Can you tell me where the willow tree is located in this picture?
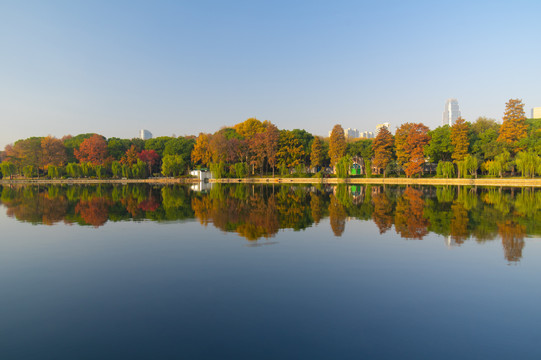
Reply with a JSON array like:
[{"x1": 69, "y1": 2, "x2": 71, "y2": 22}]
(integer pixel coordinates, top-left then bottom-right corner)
[{"x1": 329, "y1": 124, "x2": 346, "y2": 168}]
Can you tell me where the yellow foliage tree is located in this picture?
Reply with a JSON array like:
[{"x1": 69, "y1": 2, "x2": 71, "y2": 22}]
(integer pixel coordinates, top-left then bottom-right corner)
[{"x1": 497, "y1": 99, "x2": 527, "y2": 150}]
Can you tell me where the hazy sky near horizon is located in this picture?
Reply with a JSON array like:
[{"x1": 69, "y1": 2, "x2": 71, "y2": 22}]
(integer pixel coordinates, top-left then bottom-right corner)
[{"x1": 1, "y1": 0, "x2": 540, "y2": 148}]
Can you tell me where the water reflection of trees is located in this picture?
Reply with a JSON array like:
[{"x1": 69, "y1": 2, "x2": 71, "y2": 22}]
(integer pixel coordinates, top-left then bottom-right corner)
[{"x1": 2, "y1": 184, "x2": 541, "y2": 262}]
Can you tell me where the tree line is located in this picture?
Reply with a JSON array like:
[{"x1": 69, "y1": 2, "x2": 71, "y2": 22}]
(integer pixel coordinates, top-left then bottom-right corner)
[{"x1": 1, "y1": 99, "x2": 540, "y2": 179}]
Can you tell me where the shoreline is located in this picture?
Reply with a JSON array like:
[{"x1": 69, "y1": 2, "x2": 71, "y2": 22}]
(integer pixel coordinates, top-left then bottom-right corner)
[{"x1": 2, "y1": 177, "x2": 541, "y2": 187}]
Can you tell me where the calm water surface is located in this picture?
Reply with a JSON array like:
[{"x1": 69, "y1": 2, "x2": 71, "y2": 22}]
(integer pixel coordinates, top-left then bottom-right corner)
[{"x1": 1, "y1": 184, "x2": 540, "y2": 359}]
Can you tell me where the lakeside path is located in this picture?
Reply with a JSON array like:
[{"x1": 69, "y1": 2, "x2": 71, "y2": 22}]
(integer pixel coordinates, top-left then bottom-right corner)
[
  {"x1": 3, "y1": 177, "x2": 541, "y2": 187},
  {"x1": 210, "y1": 177, "x2": 541, "y2": 187}
]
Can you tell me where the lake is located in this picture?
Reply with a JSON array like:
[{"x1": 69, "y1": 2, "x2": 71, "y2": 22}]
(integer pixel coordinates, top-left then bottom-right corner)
[{"x1": 1, "y1": 183, "x2": 540, "y2": 359}]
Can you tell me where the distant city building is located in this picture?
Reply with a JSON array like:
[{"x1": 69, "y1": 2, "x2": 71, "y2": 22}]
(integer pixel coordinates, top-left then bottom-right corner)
[
  {"x1": 345, "y1": 128, "x2": 360, "y2": 139},
  {"x1": 376, "y1": 123, "x2": 391, "y2": 134},
  {"x1": 532, "y1": 107, "x2": 541, "y2": 119},
  {"x1": 442, "y1": 98, "x2": 461, "y2": 126},
  {"x1": 328, "y1": 126, "x2": 373, "y2": 139},
  {"x1": 360, "y1": 131, "x2": 374, "y2": 139},
  {"x1": 140, "y1": 129, "x2": 152, "y2": 140}
]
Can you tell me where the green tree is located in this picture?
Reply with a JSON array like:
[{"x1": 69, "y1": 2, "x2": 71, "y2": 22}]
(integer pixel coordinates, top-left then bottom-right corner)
[
  {"x1": 335, "y1": 156, "x2": 352, "y2": 178},
  {"x1": 0, "y1": 162, "x2": 16, "y2": 179},
  {"x1": 111, "y1": 161, "x2": 122, "y2": 178},
  {"x1": 66, "y1": 163, "x2": 80, "y2": 178},
  {"x1": 107, "y1": 137, "x2": 131, "y2": 160},
  {"x1": 436, "y1": 161, "x2": 455, "y2": 178},
  {"x1": 162, "y1": 155, "x2": 185, "y2": 177},
  {"x1": 515, "y1": 151, "x2": 540, "y2": 178},
  {"x1": 470, "y1": 118, "x2": 502, "y2": 161},
  {"x1": 425, "y1": 125, "x2": 452, "y2": 163}
]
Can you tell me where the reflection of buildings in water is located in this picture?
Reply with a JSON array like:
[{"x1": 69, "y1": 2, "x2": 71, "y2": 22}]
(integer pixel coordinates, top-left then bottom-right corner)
[
  {"x1": 190, "y1": 182, "x2": 213, "y2": 192},
  {"x1": 350, "y1": 185, "x2": 364, "y2": 205},
  {"x1": 445, "y1": 235, "x2": 460, "y2": 248}
]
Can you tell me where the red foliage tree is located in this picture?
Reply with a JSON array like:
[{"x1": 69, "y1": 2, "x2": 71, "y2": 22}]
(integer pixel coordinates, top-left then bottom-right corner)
[
  {"x1": 74, "y1": 134, "x2": 108, "y2": 165},
  {"x1": 138, "y1": 149, "x2": 160, "y2": 175},
  {"x1": 395, "y1": 123, "x2": 430, "y2": 177}
]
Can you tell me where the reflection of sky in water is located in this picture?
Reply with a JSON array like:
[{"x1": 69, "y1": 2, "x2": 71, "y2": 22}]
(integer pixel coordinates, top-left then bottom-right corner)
[{"x1": 1, "y1": 208, "x2": 541, "y2": 359}]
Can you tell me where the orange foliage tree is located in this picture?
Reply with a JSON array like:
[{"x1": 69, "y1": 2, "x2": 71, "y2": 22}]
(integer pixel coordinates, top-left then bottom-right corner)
[
  {"x1": 264, "y1": 123, "x2": 280, "y2": 176},
  {"x1": 497, "y1": 99, "x2": 527, "y2": 150},
  {"x1": 74, "y1": 134, "x2": 109, "y2": 165},
  {"x1": 41, "y1": 136, "x2": 67, "y2": 169},
  {"x1": 451, "y1": 117, "x2": 470, "y2": 177},
  {"x1": 372, "y1": 127, "x2": 394, "y2": 177},
  {"x1": 191, "y1": 133, "x2": 212, "y2": 166},
  {"x1": 121, "y1": 145, "x2": 139, "y2": 166},
  {"x1": 395, "y1": 123, "x2": 430, "y2": 177},
  {"x1": 329, "y1": 124, "x2": 346, "y2": 168},
  {"x1": 310, "y1": 137, "x2": 325, "y2": 170}
]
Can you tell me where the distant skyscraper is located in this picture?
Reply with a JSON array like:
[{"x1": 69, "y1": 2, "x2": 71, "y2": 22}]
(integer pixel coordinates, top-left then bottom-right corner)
[
  {"x1": 140, "y1": 129, "x2": 152, "y2": 140},
  {"x1": 345, "y1": 128, "x2": 359, "y2": 139},
  {"x1": 442, "y1": 99, "x2": 461, "y2": 126},
  {"x1": 532, "y1": 107, "x2": 541, "y2": 119},
  {"x1": 376, "y1": 122, "x2": 390, "y2": 134}
]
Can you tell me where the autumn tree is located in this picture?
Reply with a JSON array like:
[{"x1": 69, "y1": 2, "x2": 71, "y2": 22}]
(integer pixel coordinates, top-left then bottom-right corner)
[
  {"x1": 41, "y1": 136, "x2": 67, "y2": 169},
  {"x1": 372, "y1": 127, "x2": 394, "y2": 177},
  {"x1": 249, "y1": 132, "x2": 267, "y2": 174},
  {"x1": 264, "y1": 123, "x2": 280, "y2": 176},
  {"x1": 138, "y1": 149, "x2": 160, "y2": 175},
  {"x1": 209, "y1": 132, "x2": 229, "y2": 164},
  {"x1": 191, "y1": 133, "x2": 212, "y2": 166},
  {"x1": 310, "y1": 137, "x2": 325, "y2": 170},
  {"x1": 497, "y1": 99, "x2": 528, "y2": 150},
  {"x1": 74, "y1": 134, "x2": 109, "y2": 165},
  {"x1": 233, "y1": 118, "x2": 266, "y2": 139},
  {"x1": 276, "y1": 130, "x2": 305, "y2": 170},
  {"x1": 12, "y1": 137, "x2": 43, "y2": 176},
  {"x1": 121, "y1": 145, "x2": 139, "y2": 166},
  {"x1": 450, "y1": 117, "x2": 470, "y2": 178},
  {"x1": 395, "y1": 123, "x2": 430, "y2": 177},
  {"x1": 329, "y1": 124, "x2": 346, "y2": 168}
]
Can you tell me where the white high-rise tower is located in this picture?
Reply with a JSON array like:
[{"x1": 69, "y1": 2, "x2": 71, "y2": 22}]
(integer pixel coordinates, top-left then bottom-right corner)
[
  {"x1": 140, "y1": 129, "x2": 152, "y2": 140},
  {"x1": 442, "y1": 99, "x2": 461, "y2": 126}
]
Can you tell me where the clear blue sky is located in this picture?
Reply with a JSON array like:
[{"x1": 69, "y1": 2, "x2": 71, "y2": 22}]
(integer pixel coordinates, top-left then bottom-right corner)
[{"x1": 1, "y1": 0, "x2": 540, "y2": 148}]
